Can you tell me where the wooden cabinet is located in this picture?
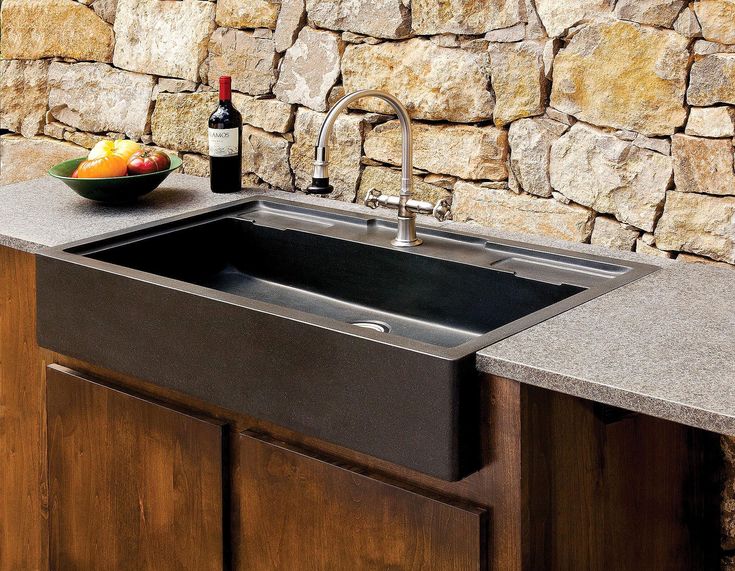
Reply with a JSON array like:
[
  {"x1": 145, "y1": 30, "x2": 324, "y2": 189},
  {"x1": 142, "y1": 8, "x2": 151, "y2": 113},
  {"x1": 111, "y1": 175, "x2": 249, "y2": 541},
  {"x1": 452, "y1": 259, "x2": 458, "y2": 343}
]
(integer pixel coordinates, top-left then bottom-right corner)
[
  {"x1": 42, "y1": 363, "x2": 719, "y2": 571},
  {"x1": 46, "y1": 365, "x2": 225, "y2": 570},
  {"x1": 232, "y1": 432, "x2": 487, "y2": 571}
]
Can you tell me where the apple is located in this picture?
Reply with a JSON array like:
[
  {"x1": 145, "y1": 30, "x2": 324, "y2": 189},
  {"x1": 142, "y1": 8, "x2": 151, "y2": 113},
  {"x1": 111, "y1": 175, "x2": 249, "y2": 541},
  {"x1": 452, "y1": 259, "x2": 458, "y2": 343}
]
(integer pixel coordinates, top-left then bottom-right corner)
[{"x1": 127, "y1": 150, "x2": 171, "y2": 175}]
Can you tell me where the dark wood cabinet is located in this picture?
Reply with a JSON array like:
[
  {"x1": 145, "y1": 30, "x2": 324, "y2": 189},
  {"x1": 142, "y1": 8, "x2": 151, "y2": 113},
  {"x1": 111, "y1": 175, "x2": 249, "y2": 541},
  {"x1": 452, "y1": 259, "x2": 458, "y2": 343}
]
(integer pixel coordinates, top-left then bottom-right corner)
[
  {"x1": 232, "y1": 432, "x2": 487, "y2": 571},
  {"x1": 46, "y1": 365, "x2": 225, "y2": 570},
  {"x1": 42, "y1": 363, "x2": 719, "y2": 571}
]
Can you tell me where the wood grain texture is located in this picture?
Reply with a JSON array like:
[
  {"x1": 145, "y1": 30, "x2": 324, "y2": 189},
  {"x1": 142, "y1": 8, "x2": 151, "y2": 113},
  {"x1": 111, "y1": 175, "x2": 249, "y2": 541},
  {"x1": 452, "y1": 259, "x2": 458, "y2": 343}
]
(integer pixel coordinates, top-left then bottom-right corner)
[
  {"x1": 0, "y1": 245, "x2": 48, "y2": 570},
  {"x1": 233, "y1": 432, "x2": 487, "y2": 571},
  {"x1": 521, "y1": 386, "x2": 721, "y2": 570},
  {"x1": 50, "y1": 360, "x2": 525, "y2": 571},
  {"x1": 47, "y1": 365, "x2": 225, "y2": 570}
]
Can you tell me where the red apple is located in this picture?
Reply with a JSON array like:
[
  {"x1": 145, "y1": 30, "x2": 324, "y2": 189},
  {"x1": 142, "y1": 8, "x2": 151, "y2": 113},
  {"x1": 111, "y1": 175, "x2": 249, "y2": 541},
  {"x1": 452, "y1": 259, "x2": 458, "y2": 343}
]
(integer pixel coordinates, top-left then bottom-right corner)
[{"x1": 127, "y1": 149, "x2": 171, "y2": 175}]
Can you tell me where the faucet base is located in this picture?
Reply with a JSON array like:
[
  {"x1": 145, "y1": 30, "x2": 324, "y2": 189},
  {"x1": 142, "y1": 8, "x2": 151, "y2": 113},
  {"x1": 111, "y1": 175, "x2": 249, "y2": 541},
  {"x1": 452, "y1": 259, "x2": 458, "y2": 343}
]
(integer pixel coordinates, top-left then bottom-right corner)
[
  {"x1": 391, "y1": 215, "x2": 422, "y2": 247},
  {"x1": 391, "y1": 237, "x2": 423, "y2": 247}
]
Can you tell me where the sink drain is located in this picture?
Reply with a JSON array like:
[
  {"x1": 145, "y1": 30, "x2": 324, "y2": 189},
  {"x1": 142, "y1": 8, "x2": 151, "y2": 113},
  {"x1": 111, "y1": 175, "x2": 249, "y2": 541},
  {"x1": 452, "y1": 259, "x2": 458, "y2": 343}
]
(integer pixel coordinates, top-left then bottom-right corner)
[{"x1": 350, "y1": 320, "x2": 391, "y2": 333}]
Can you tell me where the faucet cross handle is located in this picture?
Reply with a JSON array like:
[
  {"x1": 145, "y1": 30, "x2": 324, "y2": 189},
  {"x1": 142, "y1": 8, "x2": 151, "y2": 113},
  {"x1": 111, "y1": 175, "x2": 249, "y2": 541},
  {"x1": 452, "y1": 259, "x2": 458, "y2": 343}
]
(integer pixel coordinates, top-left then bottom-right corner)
[
  {"x1": 364, "y1": 188, "x2": 382, "y2": 209},
  {"x1": 364, "y1": 188, "x2": 453, "y2": 223},
  {"x1": 433, "y1": 197, "x2": 453, "y2": 222}
]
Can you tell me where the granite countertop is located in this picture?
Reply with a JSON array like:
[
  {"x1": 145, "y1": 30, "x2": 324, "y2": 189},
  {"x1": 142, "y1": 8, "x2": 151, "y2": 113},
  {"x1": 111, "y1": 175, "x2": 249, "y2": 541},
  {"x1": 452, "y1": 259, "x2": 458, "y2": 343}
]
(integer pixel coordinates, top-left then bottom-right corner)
[
  {"x1": 2, "y1": 174, "x2": 734, "y2": 436},
  {"x1": 0, "y1": 174, "x2": 248, "y2": 252}
]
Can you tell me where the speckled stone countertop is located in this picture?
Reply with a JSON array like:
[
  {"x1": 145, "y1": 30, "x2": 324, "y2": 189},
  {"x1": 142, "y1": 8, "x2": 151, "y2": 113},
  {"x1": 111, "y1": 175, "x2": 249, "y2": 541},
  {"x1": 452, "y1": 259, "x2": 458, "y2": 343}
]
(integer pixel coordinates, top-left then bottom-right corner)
[
  {"x1": 0, "y1": 174, "x2": 249, "y2": 252},
  {"x1": 477, "y1": 260, "x2": 735, "y2": 433},
  {"x1": 2, "y1": 174, "x2": 734, "y2": 435}
]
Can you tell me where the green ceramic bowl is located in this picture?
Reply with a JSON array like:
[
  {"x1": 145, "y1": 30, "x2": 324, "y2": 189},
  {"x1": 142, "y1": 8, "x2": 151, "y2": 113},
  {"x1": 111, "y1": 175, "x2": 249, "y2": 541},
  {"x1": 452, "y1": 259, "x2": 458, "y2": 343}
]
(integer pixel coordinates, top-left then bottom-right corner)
[{"x1": 48, "y1": 154, "x2": 182, "y2": 204}]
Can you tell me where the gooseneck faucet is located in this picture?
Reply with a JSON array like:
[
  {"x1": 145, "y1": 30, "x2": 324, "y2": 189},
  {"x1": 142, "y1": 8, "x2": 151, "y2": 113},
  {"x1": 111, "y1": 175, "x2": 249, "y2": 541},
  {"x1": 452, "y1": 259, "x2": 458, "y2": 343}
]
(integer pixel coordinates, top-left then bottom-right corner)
[{"x1": 306, "y1": 89, "x2": 451, "y2": 247}]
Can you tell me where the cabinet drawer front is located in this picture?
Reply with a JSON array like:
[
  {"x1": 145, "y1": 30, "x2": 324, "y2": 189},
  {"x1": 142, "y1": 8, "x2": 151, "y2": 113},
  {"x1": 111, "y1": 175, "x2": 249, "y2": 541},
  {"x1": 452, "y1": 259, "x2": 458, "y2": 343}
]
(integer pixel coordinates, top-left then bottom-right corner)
[
  {"x1": 234, "y1": 432, "x2": 487, "y2": 571},
  {"x1": 47, "y1": 365, "x2": 224, "y2": 571}
]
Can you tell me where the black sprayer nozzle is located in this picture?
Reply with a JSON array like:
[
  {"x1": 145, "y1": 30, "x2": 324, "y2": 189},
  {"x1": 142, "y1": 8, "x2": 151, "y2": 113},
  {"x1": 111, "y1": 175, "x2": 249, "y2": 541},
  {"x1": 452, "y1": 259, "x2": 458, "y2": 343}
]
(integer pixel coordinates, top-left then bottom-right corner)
[{"x1": 306, "y1": 177, "x2": 333, "y2": 195}]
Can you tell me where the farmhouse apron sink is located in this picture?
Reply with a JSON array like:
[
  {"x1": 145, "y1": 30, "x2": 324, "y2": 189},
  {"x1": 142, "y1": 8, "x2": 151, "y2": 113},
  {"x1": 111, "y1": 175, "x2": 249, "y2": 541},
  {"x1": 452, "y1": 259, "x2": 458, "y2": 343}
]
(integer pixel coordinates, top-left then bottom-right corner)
[{"x1": 36, "y1": 197, "x2": 656, "y2": 480}]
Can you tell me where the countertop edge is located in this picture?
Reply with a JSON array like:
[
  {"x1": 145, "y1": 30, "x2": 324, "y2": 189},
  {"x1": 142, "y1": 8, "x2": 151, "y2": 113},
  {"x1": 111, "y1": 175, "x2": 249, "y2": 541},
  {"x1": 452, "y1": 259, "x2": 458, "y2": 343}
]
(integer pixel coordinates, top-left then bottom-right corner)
[{"x1": 476, "y1": 353, "x2": 735, "y2": 436}]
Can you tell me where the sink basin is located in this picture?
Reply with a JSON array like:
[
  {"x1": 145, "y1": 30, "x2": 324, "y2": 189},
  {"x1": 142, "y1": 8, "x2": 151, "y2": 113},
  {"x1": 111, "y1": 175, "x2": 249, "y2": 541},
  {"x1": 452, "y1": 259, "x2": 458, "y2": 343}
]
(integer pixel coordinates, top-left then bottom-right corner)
[{"x1": 37, "y1": 197, "x2": 656, "y2": 480}]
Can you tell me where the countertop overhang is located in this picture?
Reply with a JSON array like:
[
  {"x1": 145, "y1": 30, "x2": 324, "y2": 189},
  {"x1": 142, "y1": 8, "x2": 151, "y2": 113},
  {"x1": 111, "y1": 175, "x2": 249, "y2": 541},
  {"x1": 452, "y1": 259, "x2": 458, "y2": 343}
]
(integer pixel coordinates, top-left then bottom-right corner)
[{"x1": 2, "y1": 174, "x2": 733, "y2": 436}]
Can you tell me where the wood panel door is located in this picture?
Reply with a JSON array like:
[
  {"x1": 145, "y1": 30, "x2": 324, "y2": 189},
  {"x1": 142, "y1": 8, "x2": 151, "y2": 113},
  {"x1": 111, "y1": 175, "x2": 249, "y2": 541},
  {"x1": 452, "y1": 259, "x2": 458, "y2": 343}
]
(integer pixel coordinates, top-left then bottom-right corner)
[
  {"x1": 47, "y1": 365, "x2": 225, "y2": 570},
  {"x1": 232, "y1": 432, "x2": 487, "y2": 571}
]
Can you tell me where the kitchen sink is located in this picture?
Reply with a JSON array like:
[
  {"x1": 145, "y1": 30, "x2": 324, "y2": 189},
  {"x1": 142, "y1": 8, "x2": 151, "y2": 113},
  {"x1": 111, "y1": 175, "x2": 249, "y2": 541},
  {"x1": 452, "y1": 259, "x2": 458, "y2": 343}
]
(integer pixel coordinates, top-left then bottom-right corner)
[{"x1": 36, "y1": 197, "x2": 656, "y2": 480}]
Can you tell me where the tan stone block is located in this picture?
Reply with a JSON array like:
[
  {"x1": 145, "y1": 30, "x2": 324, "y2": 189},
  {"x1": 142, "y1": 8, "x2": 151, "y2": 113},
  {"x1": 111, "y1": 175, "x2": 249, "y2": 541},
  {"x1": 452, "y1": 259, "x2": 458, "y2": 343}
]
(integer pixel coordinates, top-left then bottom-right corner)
[
  {"x1": 0, "y1": 136, "x2": 85, "y2": 186},
  {"x1": 550, "y1": 123, "x2": 672, "y2": 232},
  {"x1": 92, "y1": 0, "x2": 117, "y2": 24},
  {"x1": 216, "y1": 0, "x2": 280, "y2": 29},
  {"x1": 307, "y1": 0, "x2": 409, "y2": 39},
  {"x1": 63, "y1": 131, "x2": 109, "y2": 149},
  {"x1": 672, "y1": 134, "x2": 735, "y2": 196},
  {"x1": 0, "y1": 0, "x2": 114, "y2": 61},
  {"x1": 48, "y1": 62, "x2": 155, "y2": 141},
  {"x1": 274, "y1": 28, "x2": 343, "y2": 112},
  {"x1": 677, "y1": 253, "x2": 734, "y2": 269},
  {"x1": 239, "y1": 98, "x2": 295, "y2": 134},
  {"x1": 509, "y1": 117, "x2": 569, "y2": 198},
  {"x1": 452, "y1": 181, "x2": 595, "y2": 242},
  {"x1": 654, "y1": 191, "x2": 735, "y2": 263},
  {"x1": 113, "y1": 0, "x2": 215, "y2": 82},
  {"x1": 412, "y1": 0, "x2": 524, "y2": 35},
  {"x1": 551, "y1": 21, "x2": 689, "y2": 136},
  {"x1": 635, "y1": 239, "x2": 673, "y2": 258},
  {"x1": 364, "y1": 121, "x2": 507, "y2": 181},
  {"x1": 207, "y1": 28, "x2": 278, "y2": 96},
  {"x1": 693, "y1": 39, "x2": 735, "y2": 55},
  {"x1": 342, "y1": 39, "x2": 495, "y2": 123},
  {"x1": 688, "y1": 54, "x2": 735, "y2": 106},
  {"x1": 242, "y1": 126, "x2": 293, "y2": 191},
  {"x1": 152, "y1": 93, "x2": 215, "y2": 154},
  {"x1": 685, "y1": 107, "x2": 735, "y2": 138},
  {"x1": 673, "y1": 6, "x2": 702, "y2": 38},
  {"x1": 535, "y1": 0, "x2": 613, "y2": 37},
  {"x1": 0, "y1": 60, "x2": 49, "y2": 138},
  {"x1": 489, "y1": 41, "x2": 548, "y2": 126},
  {"x1": 43, "y1": 122, "x2": 70, "y2": 140},
  {"x1": 274, "y1": 0, "x2": 307, "y2": 52},
  {"x1": 614, "y1": 0, "x2": 686, "y2": 27},
  {"x1": 182, "y1": 154, "x2": 210, "y2": 178},
  {"x1": 590, "y1": 216, "x2": 640, "y2": 251},
  {"x1": 694, "y1": 0, "x2": 735, "y2": 45}
]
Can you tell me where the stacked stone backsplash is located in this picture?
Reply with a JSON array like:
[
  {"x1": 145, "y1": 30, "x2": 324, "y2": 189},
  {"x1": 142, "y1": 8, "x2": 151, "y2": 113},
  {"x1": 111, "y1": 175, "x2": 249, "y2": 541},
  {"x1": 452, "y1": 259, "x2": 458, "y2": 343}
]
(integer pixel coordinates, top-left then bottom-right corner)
[{"x1": 0, "y1": 0, "x2": 734, "y2": 558}]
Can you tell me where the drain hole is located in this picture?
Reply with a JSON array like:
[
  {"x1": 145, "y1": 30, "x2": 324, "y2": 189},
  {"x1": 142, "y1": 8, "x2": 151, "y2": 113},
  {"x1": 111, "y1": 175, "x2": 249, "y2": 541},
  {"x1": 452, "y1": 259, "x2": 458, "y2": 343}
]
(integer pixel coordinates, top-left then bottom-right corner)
[{"x1": 350, "y1": 320, "x2": 391, "y2": 333}]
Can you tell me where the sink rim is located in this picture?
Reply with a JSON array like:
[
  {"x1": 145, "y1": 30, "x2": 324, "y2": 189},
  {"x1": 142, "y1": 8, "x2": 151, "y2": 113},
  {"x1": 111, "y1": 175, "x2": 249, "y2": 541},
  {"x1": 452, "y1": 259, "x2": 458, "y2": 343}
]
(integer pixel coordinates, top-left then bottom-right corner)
[{"x1": 40, "y1": 195, "x2": 658, "y2": 361}]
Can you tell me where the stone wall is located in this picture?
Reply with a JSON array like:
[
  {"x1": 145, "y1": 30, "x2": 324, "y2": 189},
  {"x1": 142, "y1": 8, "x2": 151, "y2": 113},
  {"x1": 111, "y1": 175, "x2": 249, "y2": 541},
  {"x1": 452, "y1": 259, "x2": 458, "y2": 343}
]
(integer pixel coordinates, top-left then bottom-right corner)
[
  {"x1": 1, "y1": 0, "x2": 735, "y2": 562},
  {"x1": 1, "y1": 0, "x2": 734, "y2": 268}
]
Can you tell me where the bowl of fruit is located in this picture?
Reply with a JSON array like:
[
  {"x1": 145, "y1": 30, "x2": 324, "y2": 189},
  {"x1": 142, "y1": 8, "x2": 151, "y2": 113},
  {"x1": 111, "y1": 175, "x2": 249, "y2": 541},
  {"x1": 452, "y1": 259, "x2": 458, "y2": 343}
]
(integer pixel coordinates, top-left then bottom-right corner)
[{"x1": 49, "y1": 139, "x2": 182, "y2": 204}]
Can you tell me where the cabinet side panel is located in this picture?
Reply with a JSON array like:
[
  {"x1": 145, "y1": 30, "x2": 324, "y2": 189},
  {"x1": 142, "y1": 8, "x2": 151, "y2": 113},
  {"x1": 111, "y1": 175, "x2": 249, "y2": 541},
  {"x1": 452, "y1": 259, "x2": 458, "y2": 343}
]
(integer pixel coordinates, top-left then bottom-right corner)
[
  {"x1": 0, "y1": 246, "x2": 47, "y2": 570},
  {"x1": 522, "y1": 385, "x2": 720, "y2": 570}
]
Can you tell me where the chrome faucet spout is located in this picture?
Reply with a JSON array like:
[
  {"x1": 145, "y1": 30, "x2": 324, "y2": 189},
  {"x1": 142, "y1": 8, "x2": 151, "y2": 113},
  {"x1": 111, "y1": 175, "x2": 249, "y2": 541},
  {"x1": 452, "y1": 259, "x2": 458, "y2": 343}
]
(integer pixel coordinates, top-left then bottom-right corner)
[{"x1": 307, "y1": 89, "x2": 422, "y2": 247}]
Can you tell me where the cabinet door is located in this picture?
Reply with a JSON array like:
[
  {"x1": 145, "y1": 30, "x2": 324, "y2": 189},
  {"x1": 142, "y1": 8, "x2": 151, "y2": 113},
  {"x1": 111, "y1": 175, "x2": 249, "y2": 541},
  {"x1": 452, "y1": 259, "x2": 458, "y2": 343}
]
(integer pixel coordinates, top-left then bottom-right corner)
[
  {"x1": 233, "y1": 432, "x2": 487, "y2": 570},
  {"x1": 47, "y1": 365, "x2": 224, "y2": 570}
]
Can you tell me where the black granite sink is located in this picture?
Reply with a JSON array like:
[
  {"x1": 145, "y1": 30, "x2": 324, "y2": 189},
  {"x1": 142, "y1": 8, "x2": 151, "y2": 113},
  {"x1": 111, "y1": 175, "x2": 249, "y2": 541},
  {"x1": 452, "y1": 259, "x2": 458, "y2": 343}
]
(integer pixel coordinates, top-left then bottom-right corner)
[{"x1": 36, "y1": 197, "x2": 656, "y2": 480}]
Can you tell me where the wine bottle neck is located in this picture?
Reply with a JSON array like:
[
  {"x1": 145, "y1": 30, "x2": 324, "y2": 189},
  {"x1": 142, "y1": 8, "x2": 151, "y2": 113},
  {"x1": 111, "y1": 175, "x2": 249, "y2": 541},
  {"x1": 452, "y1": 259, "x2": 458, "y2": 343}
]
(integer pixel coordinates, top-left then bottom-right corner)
[{"x1": 219, "y1": 76, "x2": 232, "y2": 103}]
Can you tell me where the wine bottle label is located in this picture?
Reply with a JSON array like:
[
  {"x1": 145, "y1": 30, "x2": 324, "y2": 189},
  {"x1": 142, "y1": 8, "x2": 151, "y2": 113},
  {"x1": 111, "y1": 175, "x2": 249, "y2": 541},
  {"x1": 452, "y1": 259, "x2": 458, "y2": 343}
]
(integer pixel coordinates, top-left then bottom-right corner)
[{"x1": 208, "y1": 128, "x2": 239, "y2": 157}]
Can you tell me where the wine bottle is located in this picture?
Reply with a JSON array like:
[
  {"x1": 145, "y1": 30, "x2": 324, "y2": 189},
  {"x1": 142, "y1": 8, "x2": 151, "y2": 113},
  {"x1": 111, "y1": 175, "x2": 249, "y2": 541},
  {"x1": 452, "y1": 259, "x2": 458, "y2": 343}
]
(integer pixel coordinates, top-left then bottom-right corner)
[{"x1": 208, "y1": 76, "x2": 242, "y2": 193}]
